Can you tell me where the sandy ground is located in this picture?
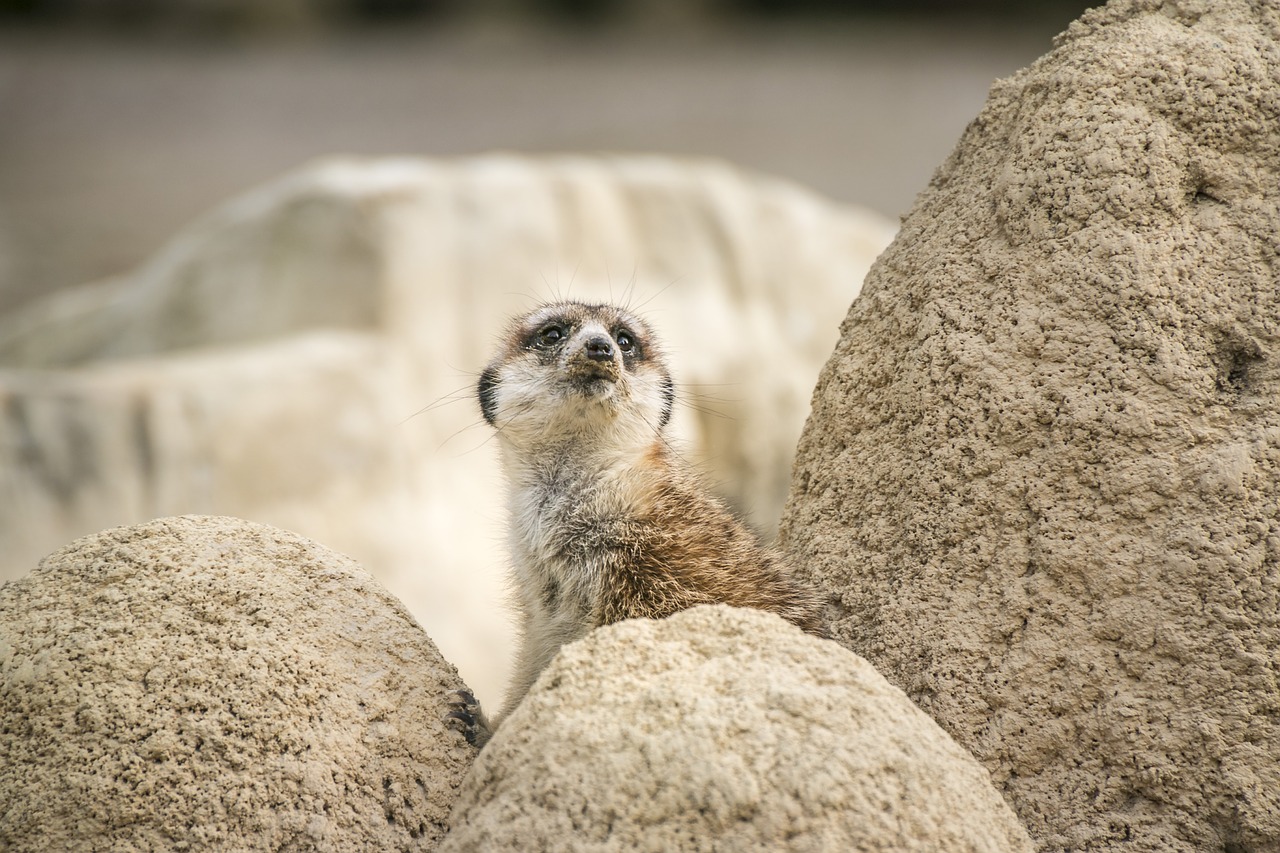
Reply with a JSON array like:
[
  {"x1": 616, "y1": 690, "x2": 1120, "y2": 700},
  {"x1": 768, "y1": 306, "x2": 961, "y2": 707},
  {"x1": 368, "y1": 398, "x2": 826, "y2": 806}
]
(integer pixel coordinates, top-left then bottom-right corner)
[{"x1": 0, "y1": 17, "x2": 1071, "y2": 314}]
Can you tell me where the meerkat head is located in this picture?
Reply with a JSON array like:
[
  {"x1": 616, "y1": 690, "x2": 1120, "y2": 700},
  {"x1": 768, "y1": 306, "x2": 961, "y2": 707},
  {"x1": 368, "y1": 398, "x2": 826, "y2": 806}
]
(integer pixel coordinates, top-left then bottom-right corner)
[{"x1": 477, "y1": 302, "x2": 675, "y2": 450}]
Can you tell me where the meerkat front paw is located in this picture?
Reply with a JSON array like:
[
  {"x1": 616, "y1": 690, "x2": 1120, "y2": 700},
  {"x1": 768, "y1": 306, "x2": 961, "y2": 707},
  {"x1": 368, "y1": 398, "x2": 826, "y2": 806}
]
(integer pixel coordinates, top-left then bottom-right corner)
[{"x1": 445, "y1": 689, "x2": 492, "y2": 748}]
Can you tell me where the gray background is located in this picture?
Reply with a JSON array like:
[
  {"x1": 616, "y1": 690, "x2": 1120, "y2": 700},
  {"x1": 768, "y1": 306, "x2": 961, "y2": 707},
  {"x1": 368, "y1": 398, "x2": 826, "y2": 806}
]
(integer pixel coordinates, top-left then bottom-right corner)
[{"x1": 0, "y1": 4, "x2": 1086, "y2": 314}]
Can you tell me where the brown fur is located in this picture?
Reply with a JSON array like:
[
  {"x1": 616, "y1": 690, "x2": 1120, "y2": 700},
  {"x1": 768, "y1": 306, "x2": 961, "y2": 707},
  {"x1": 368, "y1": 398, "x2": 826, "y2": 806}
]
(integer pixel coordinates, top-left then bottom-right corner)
[{"x1": 596, "y1": 444, "x2": 825, "y2": 634}]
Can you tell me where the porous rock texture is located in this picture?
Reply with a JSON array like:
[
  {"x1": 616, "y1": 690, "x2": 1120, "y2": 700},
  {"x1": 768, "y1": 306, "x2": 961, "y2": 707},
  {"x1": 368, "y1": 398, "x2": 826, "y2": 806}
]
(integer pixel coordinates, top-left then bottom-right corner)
[
  {"x1": 781, "y1": 2, "x2": 1280, "y2": 851},
  {"x1": 0, "y1": 515, "x2": 476, "y2": 851},
  {"x1": 440, "y1": 605, "x2": 1034, "y2": 853},
  {"x1": 0, "y1": 155, "x2": 894, "y2": 706}
]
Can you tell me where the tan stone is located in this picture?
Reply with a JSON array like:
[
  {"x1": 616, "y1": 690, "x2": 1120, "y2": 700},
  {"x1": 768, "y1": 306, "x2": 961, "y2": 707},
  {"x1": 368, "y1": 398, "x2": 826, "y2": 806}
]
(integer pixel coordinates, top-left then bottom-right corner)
[
  {"x1": 0, "y1": 155, "x2": 894, "y2": 707},
  {"x1": 781, "y1": 2, "x2": 1280, "y2": 851},
  {"x1": 0, "y1": 515, "x2": 476, "y2": 851},
  {"x1": 441, "y1": 605, "x2": 1033, "y2": 853}
]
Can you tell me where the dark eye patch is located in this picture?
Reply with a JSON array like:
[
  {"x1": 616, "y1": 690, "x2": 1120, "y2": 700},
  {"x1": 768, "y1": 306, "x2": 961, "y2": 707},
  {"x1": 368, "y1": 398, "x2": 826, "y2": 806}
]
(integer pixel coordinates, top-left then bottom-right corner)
[
  {"x1": 477, "y1": 366, "x2": 500, "y2": 426},
  {"x1": 658, "y1": 371, "x2": 674, "y2": 427},
  {"x1": 522, "y1": 320, "x2": 571, "y2": 350},
  {"x1": 614, "y1": 327, "x2": 641, "y2": 358}
]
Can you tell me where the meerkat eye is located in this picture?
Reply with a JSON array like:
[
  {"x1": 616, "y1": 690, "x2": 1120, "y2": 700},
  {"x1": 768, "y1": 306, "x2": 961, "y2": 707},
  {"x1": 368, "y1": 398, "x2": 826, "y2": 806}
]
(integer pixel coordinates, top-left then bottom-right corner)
[
  {"x1": 615, "y1": 329, "x2": 636, "y2": 354},
  {"x1": 535, "y1": 325, "x2": 564, "y2": 347}
]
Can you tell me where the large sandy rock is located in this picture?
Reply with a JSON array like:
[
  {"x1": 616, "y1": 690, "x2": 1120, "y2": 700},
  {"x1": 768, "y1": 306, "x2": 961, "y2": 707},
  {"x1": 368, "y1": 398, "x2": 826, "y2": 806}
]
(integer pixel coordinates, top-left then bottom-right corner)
[
  {"x1": 0, "y1": 155, "x2": 894, "y2": 706},
  {"x1": 0, "y1": 515, "x2": 475, "y2": 851},
  {"x1": 781, "y1": 2, "x2": 1280, "y2": 851},
  {"x1": 441, "y1": 605, "x2": 1033, "y2": 853}
]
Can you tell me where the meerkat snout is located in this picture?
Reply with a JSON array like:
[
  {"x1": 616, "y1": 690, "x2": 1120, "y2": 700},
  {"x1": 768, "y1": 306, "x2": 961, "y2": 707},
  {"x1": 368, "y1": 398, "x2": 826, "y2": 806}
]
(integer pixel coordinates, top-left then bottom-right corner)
[
  {"x1": 583, "y1": 335, "x2": 614, "y2": 361},
  {"x1": 564, "y1": 328, "x2": 621, "y2": 383}
]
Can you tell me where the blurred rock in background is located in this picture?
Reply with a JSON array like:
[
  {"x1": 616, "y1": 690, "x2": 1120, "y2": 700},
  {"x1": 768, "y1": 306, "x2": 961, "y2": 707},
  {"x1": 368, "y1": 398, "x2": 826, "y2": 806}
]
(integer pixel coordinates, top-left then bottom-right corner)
[
  {"x1": 0, "y1": 0, "x2": 1083, "y2": 727},
  {"x1": 0, "y1": 154, "x2": 894, "y2": 707}
]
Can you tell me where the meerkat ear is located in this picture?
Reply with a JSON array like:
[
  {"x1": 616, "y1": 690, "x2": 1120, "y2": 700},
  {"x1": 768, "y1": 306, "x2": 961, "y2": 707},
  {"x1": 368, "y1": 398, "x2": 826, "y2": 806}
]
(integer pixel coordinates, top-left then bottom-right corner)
[
  {"x1": 658, "y1": 372, "x2": 675, "y2": 428},
  {"x1": 478, "y1": 366, "x2": 500, "y2": 426}
]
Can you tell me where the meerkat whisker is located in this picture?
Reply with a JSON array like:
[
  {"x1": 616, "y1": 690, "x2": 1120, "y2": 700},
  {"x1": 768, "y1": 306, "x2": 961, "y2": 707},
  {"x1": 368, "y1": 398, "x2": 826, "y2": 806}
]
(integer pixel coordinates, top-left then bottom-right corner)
[
  {"x1": 399, "y1": 382, "x2": 485, "y2": 424},
  {"x1": 625, "y1": 277, "x2": 679, "y2": 315}
]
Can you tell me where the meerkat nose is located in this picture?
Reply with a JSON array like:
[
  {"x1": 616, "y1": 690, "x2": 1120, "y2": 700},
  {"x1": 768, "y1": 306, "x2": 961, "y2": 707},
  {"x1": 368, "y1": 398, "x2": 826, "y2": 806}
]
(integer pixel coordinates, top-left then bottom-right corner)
[{"x1": 584, "y1": 335, "x2": 615, "y2": 362}]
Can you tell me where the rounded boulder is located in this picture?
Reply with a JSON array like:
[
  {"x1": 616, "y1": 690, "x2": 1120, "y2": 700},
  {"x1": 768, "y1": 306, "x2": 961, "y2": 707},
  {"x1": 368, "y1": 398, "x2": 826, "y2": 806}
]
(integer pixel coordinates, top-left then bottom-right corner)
[
  {"x1": 441, "y1": 605, "x2": 1032, "y2": 853},
  {"x1": 782, "y1": 2, "x2": 1280, "y2": 850},
  {"x1": 0, "y1": 515, "x2": 476, "y2": 851}
]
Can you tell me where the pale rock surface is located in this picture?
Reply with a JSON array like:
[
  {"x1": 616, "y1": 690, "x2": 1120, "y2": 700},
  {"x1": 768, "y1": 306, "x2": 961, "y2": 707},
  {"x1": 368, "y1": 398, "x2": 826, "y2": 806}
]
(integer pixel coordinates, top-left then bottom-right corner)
[
  {"x1": 781, "y1": 2, "x2": 1280, "y2": 851},
  {"x1": 440, "y1": 605, "x2": 1034, "y2": 853},
  {"x1": 0, "y1": 155, "x2": 894, "y2": 707},
  {"x1": 0, "y1": 515, "x2": 476, "y2": 851}
]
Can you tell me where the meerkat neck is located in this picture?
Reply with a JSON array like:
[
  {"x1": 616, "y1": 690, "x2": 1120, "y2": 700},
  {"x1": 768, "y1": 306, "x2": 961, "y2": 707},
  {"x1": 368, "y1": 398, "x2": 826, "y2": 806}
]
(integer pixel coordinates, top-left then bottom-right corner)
[{"x1": 501, "y1": 433, "x2": 670, "y2": 495}]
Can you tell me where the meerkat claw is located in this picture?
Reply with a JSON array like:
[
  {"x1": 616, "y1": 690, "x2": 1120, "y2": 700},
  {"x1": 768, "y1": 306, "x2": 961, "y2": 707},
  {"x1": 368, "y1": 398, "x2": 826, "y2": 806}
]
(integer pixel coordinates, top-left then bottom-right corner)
[
  {"x1": 447, "y1": 689, "x2": 477, "y2": 710},
  {"x1": 445, "y1": 689, "x2": 491, "y2": 747}
]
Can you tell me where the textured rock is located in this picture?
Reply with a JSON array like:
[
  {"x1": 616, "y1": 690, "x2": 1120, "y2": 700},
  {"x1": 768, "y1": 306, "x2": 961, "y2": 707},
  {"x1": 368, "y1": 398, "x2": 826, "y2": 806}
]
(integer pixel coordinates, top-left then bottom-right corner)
[
  {"x1": 781, "y1": 2, "x2": 1280, "y2": 851},
  {"x1": 441, "y1": 605, "x2": 1033, "y2": 853},
  {"x1": 0, "y1": 515, "x2": 476, "y2": 851},
  {"x1": 0, "y1": 155, "x2": 894, "y2": 706}
]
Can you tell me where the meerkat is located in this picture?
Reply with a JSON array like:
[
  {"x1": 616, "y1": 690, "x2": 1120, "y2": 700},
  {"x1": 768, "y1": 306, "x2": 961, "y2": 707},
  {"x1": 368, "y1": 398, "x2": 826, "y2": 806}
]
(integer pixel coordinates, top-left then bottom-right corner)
[{"x1": 449, "y1": 300, "x2": 825, "y2": 746}]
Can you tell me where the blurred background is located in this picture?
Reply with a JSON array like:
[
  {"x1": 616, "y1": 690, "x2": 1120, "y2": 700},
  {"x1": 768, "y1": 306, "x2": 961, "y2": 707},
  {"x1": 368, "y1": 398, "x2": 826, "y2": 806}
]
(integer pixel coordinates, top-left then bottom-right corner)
[
  {"x1": 0, "y1": 0, "x2": 1092, "y2": 704},
  {"x1": 0, "y1": 0, "x2": 1091, "y2": 314}
]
